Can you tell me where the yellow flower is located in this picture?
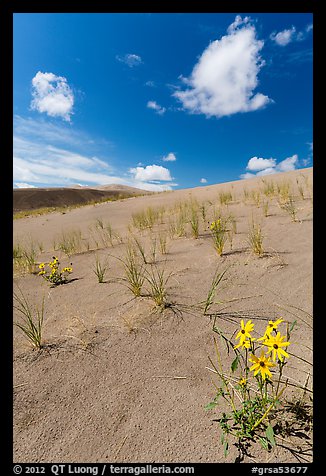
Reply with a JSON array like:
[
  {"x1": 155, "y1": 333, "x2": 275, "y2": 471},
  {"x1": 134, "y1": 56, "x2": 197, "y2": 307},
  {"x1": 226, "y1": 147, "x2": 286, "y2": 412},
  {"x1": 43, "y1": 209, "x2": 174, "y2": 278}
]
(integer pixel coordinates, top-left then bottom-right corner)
[
  {"x1": 262, "y1": 332, "x2": 290, "y2": 362},
  {"x1": 249, "y1": 351, "x2": 275, "y2": 380},
  {"x1": 235, "y1": 320, "x2": 254, "y2": 347},
  {"x1": 63, "y1": 267, "x2": 73, "y2": 273},
  {"x1": 234, "y1": 337, "x2": 255, "y2": 350},
  {"x1": 38, "y1": 263, "x2": 45, "y2": 269},
  {"x1": 38, "y1": 270, "x2": 45, "y2": 275},
  {"x1": 239, "y1": 377, "x2": 247, "y2": 387},
  {"x1": 258, "y1": 318, "x2": 284, "y2": 340}
]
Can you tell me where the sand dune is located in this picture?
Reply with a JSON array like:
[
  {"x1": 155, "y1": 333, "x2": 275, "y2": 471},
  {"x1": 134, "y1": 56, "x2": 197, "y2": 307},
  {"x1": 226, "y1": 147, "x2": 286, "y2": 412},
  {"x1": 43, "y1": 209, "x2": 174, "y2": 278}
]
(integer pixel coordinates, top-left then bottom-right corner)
[
  {"x1": 13, "y1": 185, "x2": 151, "y2": 213},
  {"x1": 13, "y1": 168, "x2": 313, "y2": 463}
]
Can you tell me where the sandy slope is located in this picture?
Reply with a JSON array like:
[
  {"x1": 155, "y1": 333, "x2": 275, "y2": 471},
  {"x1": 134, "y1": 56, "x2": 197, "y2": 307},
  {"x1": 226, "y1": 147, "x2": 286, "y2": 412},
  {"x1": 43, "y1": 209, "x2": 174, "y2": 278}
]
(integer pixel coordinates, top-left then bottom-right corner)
[{"x1": 13, "y1": 168, "x2": 313, "y2": 463}]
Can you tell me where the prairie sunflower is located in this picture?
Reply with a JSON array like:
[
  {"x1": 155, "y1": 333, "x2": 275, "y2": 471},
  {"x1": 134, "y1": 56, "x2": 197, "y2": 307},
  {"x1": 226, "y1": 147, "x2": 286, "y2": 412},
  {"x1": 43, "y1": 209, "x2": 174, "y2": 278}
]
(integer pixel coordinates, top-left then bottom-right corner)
[
  {"x1": 262, "y1": 332, "x2": 290, "y2": 362},
  {"x1": 235, "y1": 320, "x2": 254, "y2": 347},
  {"x1": 249, "y1": 351, "x2": 275, "y2": 380},
  {"x1": 258, "y1": 318, "x2": 284, "y2": 340}
]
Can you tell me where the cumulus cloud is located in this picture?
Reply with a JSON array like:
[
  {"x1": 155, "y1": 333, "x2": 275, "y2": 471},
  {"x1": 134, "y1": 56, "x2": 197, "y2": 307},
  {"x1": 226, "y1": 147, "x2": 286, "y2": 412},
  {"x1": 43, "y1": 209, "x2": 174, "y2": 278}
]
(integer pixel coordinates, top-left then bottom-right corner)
[
  {"x1": 240, "y1": 154, "x2": 299, "y2": 179},
  {"x1": 129, "y1": 164, "x2": 172, "y2": 182},
  {"x1": 173, "y1": 15, "x2": 271, "y2": 118},
  {"x1": 270, "y1": 27, "x2": 297, "y2": 46},
  {"x1": 30, "y1": 71, "x2": 74, "y2": 121},
  {"x1": 162, "y1": 152, "x2": 176, "y2": 162},
  {"x1": 147, "y1": 100, "x2": 166, "y2": 115},
  {"x1": 277, "y1": 154, "x2": 298, "y2": 172},
  {"x1": 246, "y1": 156, "x2": 277, "y2": 172},
  {"x1": 200, "y1": 178, "x2": 207, "y2": 183},
  {"x1": 270, "y1": 23, "x2": 313, "y2": 46},
  {"x1": 116, "y1": 53, "x2": 143, "y2": 67}
]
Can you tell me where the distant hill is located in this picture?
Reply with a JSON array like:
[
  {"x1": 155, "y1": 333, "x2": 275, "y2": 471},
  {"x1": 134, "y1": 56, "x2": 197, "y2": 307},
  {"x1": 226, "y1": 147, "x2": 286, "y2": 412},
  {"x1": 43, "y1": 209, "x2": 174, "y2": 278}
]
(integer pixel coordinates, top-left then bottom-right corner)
[{"x1": 13, "y1": 185, "x2": 152, "y2": 213}]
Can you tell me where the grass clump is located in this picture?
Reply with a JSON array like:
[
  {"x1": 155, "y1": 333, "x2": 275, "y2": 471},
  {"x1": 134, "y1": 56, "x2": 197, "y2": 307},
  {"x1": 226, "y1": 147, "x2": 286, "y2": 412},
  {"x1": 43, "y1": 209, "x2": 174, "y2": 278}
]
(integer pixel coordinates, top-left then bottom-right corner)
[
  {"x1": 14, "y1": 288, "x2": 45, "y2": 349},
  {"x1": 210, "y1": 218, "x2": 228, "y2": 256},
  {"x1": 248, "y1": 220, "x2": 264, "y2": 256},
  {"x1": 120, "y1": 244, "x2": 145, "y2": 297},
  {"x1": 53, "y1": 229, "x2": 83, "y2": 256},
  {"x1": 132, "y1": 206, "x2": 160, "y2": 231},
  {"x1": 189, "y1": 206, "x2": 200, "y2": 239},
  {"x1": 145, "y1": 264, "x2": 172, "y2": 308},
  {"x1": 93, "y1": 255, "x2": 108, "y2": 283},
  {"x1": 279, "y1": 196, "x2": 298, "y2": 222},
  {"x1": 219, "y1": 191, "x2": 233, "y2": 206}
]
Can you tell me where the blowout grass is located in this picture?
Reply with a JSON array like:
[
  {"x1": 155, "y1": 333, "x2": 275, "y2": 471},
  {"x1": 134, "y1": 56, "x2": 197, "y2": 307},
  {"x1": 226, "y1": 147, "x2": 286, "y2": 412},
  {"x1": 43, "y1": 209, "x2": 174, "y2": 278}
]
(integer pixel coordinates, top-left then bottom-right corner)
[{"x1": 14, "y1": 288, "x2": 45, "y2": 349}]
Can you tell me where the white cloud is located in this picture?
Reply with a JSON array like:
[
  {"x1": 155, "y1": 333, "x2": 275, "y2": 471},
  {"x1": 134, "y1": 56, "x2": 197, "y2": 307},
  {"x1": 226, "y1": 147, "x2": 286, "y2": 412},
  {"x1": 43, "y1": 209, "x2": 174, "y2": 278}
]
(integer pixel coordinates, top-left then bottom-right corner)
[
  {"x1": 145, "y1": 80, "x2": 156, "y2": 87},
  {"x1": 276, "y1": 154, "x2": 298, "y2": 172},
  {"x1": 241, "y1": 154, "x2": 299, "y2": 179},
  {"x1": 246, "y1": 156, "x2": 277, "y2": 172},
  {"x1": 162, "y1": 152, "x2": 176, "y2": 162},
  {"x1": 173, "y1": 15, "x2": 271, "y2": 118},
  {"x1": 147, "y1": 100, "x2": 166, "y2": 115},
  {"x1": 129, "y1": 164, "x2": 172, "y2": 182},
  {"x1": 14, "y1": 182, "x2": 36, "y2": 189},
  {"x1": 116, "y1": 53, "x2": 143, "y2": 67},
  {"x1": 200, "y1": 178, "x2": 207, "y2": 183},
  {"x1": 270, "y1": 23, "x2": 313, "y2": 46},
  {"x1": 30, "y1": 71, "x2": 74, "y2": 121},
  {"x1": 13, "y1": 114, "x2": 177, "y2": 192},
  {"x1": 270, "y1": 27, "x2": 297, "y2": 46}
]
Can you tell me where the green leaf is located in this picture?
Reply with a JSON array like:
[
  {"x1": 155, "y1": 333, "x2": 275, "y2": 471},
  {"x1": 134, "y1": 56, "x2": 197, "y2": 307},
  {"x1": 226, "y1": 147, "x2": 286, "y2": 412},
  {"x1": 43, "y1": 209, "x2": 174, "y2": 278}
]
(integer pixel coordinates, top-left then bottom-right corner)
[
  {"x1": 204, "y1": 401, "x2": 218, "y2": 411},
  {"x1": 265, "y1": 424, "x2": 276, "y2": 447},
  {"x1": 258, "y1": 436, "x2": 269, "y2": 450},
  {"x1": 289, "y1": 320, "x2": 297, "y2": 334},
  {"x1": 231, "y1": 354, "x2": 240, "y2": 373},
  {"x1": 223, "y1": 440, "x2": 229, "y2": 458}
]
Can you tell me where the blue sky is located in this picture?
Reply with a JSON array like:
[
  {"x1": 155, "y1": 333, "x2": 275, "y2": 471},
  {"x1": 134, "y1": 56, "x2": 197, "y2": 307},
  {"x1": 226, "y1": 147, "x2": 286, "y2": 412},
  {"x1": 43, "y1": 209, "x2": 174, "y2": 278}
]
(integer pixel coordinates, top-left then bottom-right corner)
[{"x1": 13, "y1": 13, "x2": 313, "y2": 191}]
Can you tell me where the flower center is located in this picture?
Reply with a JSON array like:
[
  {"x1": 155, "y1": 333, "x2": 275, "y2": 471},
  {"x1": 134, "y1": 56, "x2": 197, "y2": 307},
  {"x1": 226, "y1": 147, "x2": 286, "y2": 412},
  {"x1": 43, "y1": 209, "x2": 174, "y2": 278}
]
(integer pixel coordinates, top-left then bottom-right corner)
[
  {"x1": 241, "y1": 330, "x2": 246, "y2": 334},
  {"x1": 260, "y1": 361, "x2": 265, "y2": 367},
  {"x1": 273, "y1": 344, "x2": 279, "y2": 349}
]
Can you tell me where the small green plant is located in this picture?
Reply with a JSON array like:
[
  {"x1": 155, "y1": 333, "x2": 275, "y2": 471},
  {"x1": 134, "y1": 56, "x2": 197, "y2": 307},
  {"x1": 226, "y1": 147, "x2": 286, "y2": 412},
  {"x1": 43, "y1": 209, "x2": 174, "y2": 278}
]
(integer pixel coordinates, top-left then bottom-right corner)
[
  {"x1": 277, "y1": 181, "x2": 291, "y2": 203},
  {"x1": 121, "y1": 244, "x2": 145, "y2": 297},
  {"x1": 95, "y1": 218, "x2": 115, "y2": 247},
  {"x1": 210, "y1": 219, "x2": 228, "y2": 256},
  {"x1": 38, "y1": 256, "x2": 73, "y2": 285},
  {"x1": 93, "y1": 255, "x2": 108, "y2": 283},
  {"x1": 13, "y1": 288, "x2": 45, "y2": 349},
  {"x1": 13, "y1": 239, "x2": 39, "y2": 274},
  {"x1": 199, "y1": 202, "x2": 207, "y2": 223},
  {"x1": 145, "y1": 264, "x2": 172, "y2": 308},
  {"x1": 251, "y1": 189, "x2": 261, "y2": 207},
  {"x1": 262, "y1": 200, "x2": 269, "y2": 218},
  {"x1": 190, "y1": 207, "x2": 199, "y2": 239},
  {"x1": 248, "y1": 220, "x2": 264, "y2": 256},
  {"x1": 279, "y1": 196, "x2": 298, "y2": 222},
  {"x1": 261, "y1": 179, "x2": 276, "y2": 198},
  {"x1": 158, "y1": 232, "x2": 168, "y2": 255},
  {"x1": 296, "y1": 179, "x2": 305, "y2": 200},
  {"x1": 202, "y1": 268, "x2": 227, "y2": 315},
  {"x1": 243, "y1": 188, "x2": 250, "y2": 203},
  {"x1": 132, "y1": 206, "x2": 159, "y2": 230},
  {"x1": 219, "y1": 191, "x2": 233, "y2": 206},
  {"x1": 133, "y1": 236, "x2": 148, "y2": 264},
  {"x1": 54, "y1": 229, "x2": 83, "y2": 256},
  {"x1": 206, "y1": 318, "x2": 294, "y2": 458}
]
